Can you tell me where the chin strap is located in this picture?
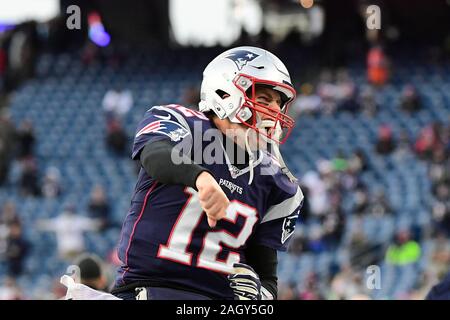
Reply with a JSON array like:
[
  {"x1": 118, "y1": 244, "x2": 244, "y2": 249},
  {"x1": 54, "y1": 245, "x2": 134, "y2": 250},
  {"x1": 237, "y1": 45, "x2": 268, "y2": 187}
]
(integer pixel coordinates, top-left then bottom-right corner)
[
  {"x1": 245, "y1": 127, "x2": 255, "y2": 185},
  {"x1": 243, "y1": 118, "x2": 297, "y2": 185},
  {"x1": 258, "y1": 120, "x2": 297, "y2": 183},
  {"x1": 271, "y1": 142, "x2": 297, "y2": 183}
]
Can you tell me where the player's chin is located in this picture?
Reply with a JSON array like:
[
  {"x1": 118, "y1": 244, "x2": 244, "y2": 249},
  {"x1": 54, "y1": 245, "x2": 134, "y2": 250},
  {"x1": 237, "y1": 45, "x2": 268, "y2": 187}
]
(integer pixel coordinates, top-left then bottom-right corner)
[
  {"x1": 227, "y1": 126, "x2": 268, "y2": 151},
  {"x1": 247, "y1": 133, "x2": 269, "y2": 152}
]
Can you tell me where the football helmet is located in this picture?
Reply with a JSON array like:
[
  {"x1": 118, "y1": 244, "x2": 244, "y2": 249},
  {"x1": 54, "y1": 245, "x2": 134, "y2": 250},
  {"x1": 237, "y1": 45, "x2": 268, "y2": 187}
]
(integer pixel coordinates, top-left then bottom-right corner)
[{"x1": 199, "y1": 46, "x2": 296, "y2": 144}]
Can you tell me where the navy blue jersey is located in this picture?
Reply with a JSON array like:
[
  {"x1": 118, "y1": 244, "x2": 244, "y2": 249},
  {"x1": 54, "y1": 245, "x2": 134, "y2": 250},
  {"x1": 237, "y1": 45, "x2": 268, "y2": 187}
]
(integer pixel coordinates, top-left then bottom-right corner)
[{"x1": 115, "y1": 104, "x2": 303, "y2": 299}]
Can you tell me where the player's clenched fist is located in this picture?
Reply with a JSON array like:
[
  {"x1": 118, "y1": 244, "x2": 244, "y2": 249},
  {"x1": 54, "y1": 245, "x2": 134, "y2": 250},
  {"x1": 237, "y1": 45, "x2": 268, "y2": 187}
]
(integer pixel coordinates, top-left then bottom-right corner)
[{"x1": 196, "y1": 171, "x2": 230, "y2": 228}]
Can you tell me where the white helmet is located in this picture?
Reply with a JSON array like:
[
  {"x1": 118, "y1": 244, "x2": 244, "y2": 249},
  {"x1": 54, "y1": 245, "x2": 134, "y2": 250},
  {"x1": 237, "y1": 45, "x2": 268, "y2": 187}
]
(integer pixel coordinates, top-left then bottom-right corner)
[{"x1": 199, "y1": 46, "x2": 296, "y2": 144}]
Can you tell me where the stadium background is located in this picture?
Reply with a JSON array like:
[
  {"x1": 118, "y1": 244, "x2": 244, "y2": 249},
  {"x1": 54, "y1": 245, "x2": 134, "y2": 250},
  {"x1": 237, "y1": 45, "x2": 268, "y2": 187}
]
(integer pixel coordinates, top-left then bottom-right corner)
[{"x1": 0, "y1": 0, "x2": 449, "y2": 300}]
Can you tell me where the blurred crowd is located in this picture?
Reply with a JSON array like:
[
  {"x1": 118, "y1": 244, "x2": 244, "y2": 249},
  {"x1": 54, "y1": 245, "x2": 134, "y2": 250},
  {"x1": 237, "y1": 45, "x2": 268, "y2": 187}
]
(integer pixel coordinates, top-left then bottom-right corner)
[
  {"x1": 0, "y1": 110, "x2": 120, "y2": 295},
  {"x1": 0, "y1": 8, "x2": 449, "y2": 299},
  {"x1": 280, "y1": 73, "x2": 450, "y2": 299},
  {"x1": 292, "y1": 74, "x2": 422, "y2": 119}
]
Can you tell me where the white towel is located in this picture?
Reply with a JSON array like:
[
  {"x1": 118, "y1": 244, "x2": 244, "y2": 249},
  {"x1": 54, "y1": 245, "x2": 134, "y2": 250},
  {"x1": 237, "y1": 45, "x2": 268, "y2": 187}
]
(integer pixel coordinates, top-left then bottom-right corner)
[{"x1": 60, "y1": 275, "x2": 122, "y2": 300}]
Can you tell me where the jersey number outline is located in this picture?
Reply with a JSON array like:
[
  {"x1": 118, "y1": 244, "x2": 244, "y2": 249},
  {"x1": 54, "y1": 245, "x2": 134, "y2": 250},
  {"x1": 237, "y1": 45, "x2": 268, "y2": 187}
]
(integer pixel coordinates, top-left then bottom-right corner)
[
  {"x1": 167, "y1": 104, "x2": 209, "y2": 120},
  {"x1": 157, "y1": 187, "x2": 258, "y2": 273}
]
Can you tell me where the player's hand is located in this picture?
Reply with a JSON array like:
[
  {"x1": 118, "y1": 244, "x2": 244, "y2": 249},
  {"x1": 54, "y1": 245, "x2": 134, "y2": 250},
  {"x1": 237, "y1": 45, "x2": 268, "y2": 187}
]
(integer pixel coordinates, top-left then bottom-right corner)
[
  {"x1": 228, "y1": 263, "x2": 261, "y2": 300},
  {"x1": 196, "y1": 171, "x2": 229, "y2": 228}
]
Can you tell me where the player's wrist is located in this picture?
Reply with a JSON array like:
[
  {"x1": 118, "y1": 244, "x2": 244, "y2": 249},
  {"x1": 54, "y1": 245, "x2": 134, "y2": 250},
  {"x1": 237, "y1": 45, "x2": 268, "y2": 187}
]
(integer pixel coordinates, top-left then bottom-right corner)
[{"x1": 195, "y1": 170, "x2": 214, "y2": 190}]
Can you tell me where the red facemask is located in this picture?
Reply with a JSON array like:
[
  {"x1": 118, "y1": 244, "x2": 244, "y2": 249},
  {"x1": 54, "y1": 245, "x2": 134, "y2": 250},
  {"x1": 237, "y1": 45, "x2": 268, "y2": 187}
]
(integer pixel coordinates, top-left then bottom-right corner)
[{"x1": 232, "y1": 74, "x2": 296, "y2": 144}]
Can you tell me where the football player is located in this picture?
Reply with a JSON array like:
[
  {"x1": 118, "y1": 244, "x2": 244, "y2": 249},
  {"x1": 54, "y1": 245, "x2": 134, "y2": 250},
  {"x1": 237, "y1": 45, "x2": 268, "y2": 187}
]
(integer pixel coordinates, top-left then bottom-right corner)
[{"x1": 111, "y1": 46, "x2": 304, "y2": 300}]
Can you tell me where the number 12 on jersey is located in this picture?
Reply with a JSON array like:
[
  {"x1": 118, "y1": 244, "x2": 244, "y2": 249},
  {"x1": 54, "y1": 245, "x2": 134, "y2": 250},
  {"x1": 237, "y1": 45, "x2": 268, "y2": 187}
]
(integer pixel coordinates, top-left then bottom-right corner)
[{"x1": 157, "y1": 187, "x2": 258, "y2": 274}]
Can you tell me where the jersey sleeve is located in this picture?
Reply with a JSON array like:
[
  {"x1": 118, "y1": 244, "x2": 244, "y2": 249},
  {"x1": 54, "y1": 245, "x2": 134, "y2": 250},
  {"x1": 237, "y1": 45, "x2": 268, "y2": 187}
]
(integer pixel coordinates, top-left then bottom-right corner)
[
  {"x1": 132, "y1": 106, "x2": 192, "y2": 160},
  {"x1": 250, "y1": 178, "x2": 304, "y2": 252}
]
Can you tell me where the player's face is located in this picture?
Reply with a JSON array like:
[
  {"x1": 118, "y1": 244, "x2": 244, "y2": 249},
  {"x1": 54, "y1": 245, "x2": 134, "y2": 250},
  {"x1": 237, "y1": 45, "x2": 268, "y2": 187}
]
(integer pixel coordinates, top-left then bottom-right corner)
[
  {"x1": 217, "y1": 87, "x2": 283, "y2": 152},
  {"x1": 245, "y1": 86, "x2": 282, "y2": 150},
  {"x1": 251, "y1": 86, "x2": 282, "y2": 121}
]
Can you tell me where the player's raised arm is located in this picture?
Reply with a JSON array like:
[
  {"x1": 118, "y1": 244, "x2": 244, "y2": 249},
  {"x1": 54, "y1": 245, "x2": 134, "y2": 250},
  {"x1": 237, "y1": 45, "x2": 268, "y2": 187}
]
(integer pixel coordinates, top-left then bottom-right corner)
[{"x1": 140, "y1": 139, "x2": 229, "y2": 227}]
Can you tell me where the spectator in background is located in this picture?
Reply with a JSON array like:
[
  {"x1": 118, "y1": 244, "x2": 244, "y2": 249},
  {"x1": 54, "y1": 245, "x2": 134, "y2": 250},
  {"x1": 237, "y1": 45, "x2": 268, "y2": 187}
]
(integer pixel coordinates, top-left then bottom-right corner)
[
  {"x1": 340, "y1": 166, "x2": 360, "y2": 193},
  {"x1": 342, "y1": 167, "x2": 366, "y2": 195},
  {"x1": 5, "y1": 221, "x2": 29, "y2": 277},
  {"x1": 306, "y1": 225, "x2": 327, "y2": 254},
  {"x1": 278, "y1": 282, "x2": 298, "y2": 300},
  {"x1": 0, "y1": 40, "x2": 6, "y2": 97},
  {"x1": 4, "y1": 21, "x2": 38, "y2": 91},
  {"x1": 429, "y1": 147, "x2": 450, "y2": 237},
  {"x1": 81, "y1": 41, "x2": 100, "y2": 66},
  {"x1": 393, "y1": 130, "x2": 413, "y2": 160},
  {"x1": 348, "y1": 149, "x2": 368, "y2": 174},
  {"x1": 431, "y1": 183, "x2": 450, "y2": 236},
  {"x1": 353, "y1": 186, "x2": 369, "y2": 216},
  {"x1": 298, "y1": 272, "x2": 324, "y2": 300},
  {"x1": 409, "y1": 271, "x2": 437, "y2": 300},
  {"x1": 317, "y1": 70, "x2": 338, "y2": 114},
  {"x1": 288, "y1": 227, "x2": 307, "y2": 256},
  {"x1": 375, "y1": 125, "x2": 396, "y2": 155},
  {"x1": 19, "y1": 156, "x2": 40, "y2": 197},
  {"x1": 16, "y1": 119, "x2": 35, "y2": 159},
  {"x1": 102, "y1": 87, "x2": 133, "y2": 121},
  {"x1": 292, "y1": 83, "x2": 321, "y2": 116},
  {"x1": 426, "y1": 269, "x2": 450, "y2": 300},
  {"x1": 429, "y1": 147, "x2": 449, "y2": 189},
  {"x1": 331, "y1": 150, "x2": 348, "y2": 172},
  {"x1": 0, "y1": 42, "x2": 6, "y2": 76},
  {"x1": 74, "y1": 253, "x2": 109, "y2": 291},
  {"x1": 0, "y1": 111, "x2": 17, "y2": 186},
  {"x1": 41, "y1": 166, "x2": 62, "y2": 198},
  {"x1": 321, "y1": 205, "x2": 345, "y2": 249},
  {"x1": 367, "y1": 189, "x2": 392, "y2": 217},
  {"x1": 349, "y1": 227, "x2": 378, "y2": 268},
  {"x1": 400, "y1": 84, "x2": 422, "y2": 113},
  {"x1": 367, "y1": 45, "x2": 389, "y2": 87},
  {"x1": 0, "y1": 222, "x2": 8, "y2": 257},
  {"x1": 329, "y1": 265, "x2": 365, "y2": 300},
  {"x1": 0, "y1": 277, "x2": 23, "y2": 300},
  {"x1": 429, "y1": 232, "x2": 450, "y2": 280},
  {"x1": 106, "y1": 118, "x2": 128, "y2": 156},
  {"x1": 415, "y1": 122, "x2": 443, "y2": 160},
  {"x1": 37, "y1": 205, "x2": 101, "y2": 261},
  {"x1": 359, "y1": 85, "x2": 378, "y2": 117},
  {"x1": 88, "y1": 185, "x2": 111, "y2": 231},
  {"x1": 443, "y1": 123, "x2": 450, "y2": 152},
  {"x1": 0, "y1": 201, "x2": 20, "y2": 226},
  {"x1": 385, "y1": 230, "x2": 421, "y2": 266},
  {"x1": 182, "y1": 85, "x2": 200, "y2": 109},
  {"x1": 302, "y1": 170, "x2": 330, "y2": 218},
  {"x1": 0, "y1": 202, "x2": 21, "y2": 258},
  {"x1": 335, "y1": 69, "x2": 359, "y2": 113}
]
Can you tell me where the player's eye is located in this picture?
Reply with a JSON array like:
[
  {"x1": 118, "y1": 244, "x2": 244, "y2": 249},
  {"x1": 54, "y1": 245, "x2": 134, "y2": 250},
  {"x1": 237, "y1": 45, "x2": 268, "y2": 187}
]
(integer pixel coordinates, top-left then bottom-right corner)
[{"x1": 257, "y1": 96, "x2": 270, "y2": 104}]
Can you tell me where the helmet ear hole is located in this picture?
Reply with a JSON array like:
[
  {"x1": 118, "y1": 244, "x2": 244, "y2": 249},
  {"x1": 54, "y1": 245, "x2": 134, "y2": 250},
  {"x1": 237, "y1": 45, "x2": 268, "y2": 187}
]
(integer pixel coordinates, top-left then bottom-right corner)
[{"x1": 215, "y1": 89, "x2": 230, "y2": 99}]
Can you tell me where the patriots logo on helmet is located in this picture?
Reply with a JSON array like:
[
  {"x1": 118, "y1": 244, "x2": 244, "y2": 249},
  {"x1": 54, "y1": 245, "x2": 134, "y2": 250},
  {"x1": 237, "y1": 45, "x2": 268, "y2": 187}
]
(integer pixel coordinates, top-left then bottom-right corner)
[
  {"x1": 226, "y1": 50, "x2": 260, "y2": 71},
  {"x1": 281, "y1": 211, "x2": 299, "y2": 244}
]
